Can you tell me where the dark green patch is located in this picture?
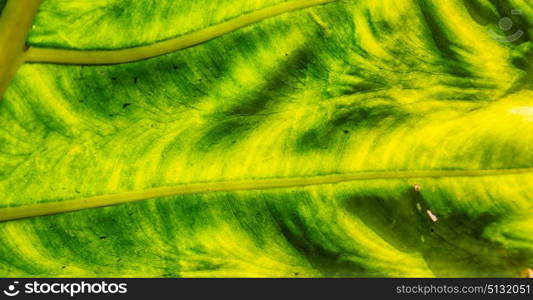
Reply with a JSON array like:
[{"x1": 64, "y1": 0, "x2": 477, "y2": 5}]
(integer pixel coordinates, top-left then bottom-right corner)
[
  {"x1": 344, "y1": 188, "x2": 431, "y2": 252},
  {"x1": 463, "y1": 0, "x2": 499, "y2": 25},
  {"x1": 344, "y1": 187, "x2": 528, "y2": 277},
  {"x1": 417, "y1": 0, "x2": 473, "y2": 77},
  {"x1": 271, "y1": 209, "x2": 371, "y2": 277},
  {"x1": 0, "y1": 0, "x2": 6, "y2": 15},
  {"x1": 196, "y1": 45, "x2": 319, "y2": 151},
  {"x1": 295, "y1": 103, "x2": 409, "y2": 152},
  {"x1": 195, "y1": 118, "x2": 253, "y2": 151},
  {"x1": 226, "y1": 46, "x2": 315, "y2": 116},
  {"x1": 422, "y1": 212, "x2": 528, "y2": 277}
]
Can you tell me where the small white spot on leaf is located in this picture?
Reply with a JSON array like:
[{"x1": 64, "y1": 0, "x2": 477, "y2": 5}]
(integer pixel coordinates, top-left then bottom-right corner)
[
  {"x1": 426, "y1": 210, "x2": 438, "y2": 222},
  {"x1": 509, "y1": 106, "x2": 533, "y2": 121}
]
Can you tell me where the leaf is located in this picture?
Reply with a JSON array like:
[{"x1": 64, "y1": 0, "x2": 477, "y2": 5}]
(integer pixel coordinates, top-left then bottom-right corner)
[{"x1": 0, "y1": 0, "x2": 532, "y2": 277}]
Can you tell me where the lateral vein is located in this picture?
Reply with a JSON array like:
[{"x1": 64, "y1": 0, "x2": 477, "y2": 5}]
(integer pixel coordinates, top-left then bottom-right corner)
[
  {"x1": 24, "y1": 0, "x2": 337, "y2": 65},
  {"x1": 1, "y1": 167, "x2": 532, "y2": 222}
]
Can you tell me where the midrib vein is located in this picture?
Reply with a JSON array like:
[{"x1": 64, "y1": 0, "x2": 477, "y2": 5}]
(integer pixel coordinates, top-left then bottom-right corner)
[
  {"x1": 1, "y1": 167, "x2": 532, "y2": 222},
  {"x1": 24, "y1": 0, "x2": 337, "y2": 65},
  {"x1": 0, "y1": 0, "x2": 42, "y2": 97}
]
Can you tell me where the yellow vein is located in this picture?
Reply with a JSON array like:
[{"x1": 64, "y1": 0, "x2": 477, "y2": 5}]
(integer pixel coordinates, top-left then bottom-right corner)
[
  {"x1": 1, "y1": 167, "x2": 532, "y2": 222},
  {"x1": 24, "y1": 0, "x2": 337, "y2": 65}
]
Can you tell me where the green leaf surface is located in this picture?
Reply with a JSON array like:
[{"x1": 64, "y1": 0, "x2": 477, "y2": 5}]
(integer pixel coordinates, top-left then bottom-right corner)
[{"x1": 0, "y1": 0, "x2": 532, "y2": 277}]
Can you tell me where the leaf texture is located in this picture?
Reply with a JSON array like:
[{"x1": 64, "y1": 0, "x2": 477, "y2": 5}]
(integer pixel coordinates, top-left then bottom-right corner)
[{"x1": 0, "y1": 0, "x2": 532, "y2": 277}]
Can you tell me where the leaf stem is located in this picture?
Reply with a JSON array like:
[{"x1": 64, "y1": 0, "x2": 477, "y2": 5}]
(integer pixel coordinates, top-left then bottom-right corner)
[
  {"x1": 1, "y1": 167, "x2": 531, "y2": 222},
  {"x1": 24, "y1": 0, "x2": 337, "y2": 65},
  {"x1": 0, "y1": 0, "x2": 42, "y2": 98}
]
